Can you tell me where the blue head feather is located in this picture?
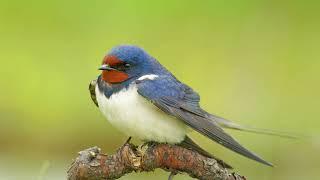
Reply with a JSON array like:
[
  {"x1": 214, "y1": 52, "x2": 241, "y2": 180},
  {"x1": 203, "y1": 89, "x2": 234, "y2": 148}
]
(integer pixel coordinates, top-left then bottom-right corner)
[
  {"x1": 108, "y1": 45, "x2": 170, "y2": 76},
  {"x1": 108, "y1": 45, "x2": 151, "y2": 65},
  {"x1": 98, "y1": 45, "x2": 171, "y2": 97}
]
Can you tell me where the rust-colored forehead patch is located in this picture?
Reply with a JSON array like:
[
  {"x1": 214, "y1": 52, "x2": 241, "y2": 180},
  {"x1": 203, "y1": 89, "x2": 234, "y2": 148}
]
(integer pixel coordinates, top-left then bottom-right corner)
[{"x1": 103, "y1": 55, "x2": 123, "y2": 66}]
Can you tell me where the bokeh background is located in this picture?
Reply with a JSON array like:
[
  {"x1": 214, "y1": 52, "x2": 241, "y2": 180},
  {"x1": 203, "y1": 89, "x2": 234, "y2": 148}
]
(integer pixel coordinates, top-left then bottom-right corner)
[{"x1": 1, "y1": 0, "x2": 319, "y2": 179}]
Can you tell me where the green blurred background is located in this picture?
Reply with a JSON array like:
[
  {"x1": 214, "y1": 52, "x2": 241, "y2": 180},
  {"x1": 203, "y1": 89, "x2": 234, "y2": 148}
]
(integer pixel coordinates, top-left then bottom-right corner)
[{"x1": 1, "y1": 0, "x2": 319, "y2": 179}]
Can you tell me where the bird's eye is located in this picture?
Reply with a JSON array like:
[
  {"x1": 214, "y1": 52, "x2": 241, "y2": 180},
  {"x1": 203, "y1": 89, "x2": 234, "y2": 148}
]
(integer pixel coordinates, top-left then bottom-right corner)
[{"x1": 124, "y1": 63, "x2": 131, "y2": 67}]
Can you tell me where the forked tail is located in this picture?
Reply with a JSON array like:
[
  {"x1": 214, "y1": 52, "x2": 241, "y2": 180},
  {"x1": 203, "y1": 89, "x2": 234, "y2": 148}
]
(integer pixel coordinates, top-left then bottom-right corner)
[{"x1": 210, "y1": 114, "x2": 299, "y2": 139}]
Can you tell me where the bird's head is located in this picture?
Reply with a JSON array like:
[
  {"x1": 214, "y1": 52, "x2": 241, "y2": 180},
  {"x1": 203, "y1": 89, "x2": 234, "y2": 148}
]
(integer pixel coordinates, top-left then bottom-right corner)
[{"x1": 98, "y1": 45, "x2": 155, "y2": 84}]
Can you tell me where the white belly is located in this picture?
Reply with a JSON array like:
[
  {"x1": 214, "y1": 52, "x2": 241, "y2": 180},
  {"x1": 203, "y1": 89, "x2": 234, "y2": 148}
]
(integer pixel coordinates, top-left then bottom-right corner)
[{"x1": 95, "y1": 84, "x2": 188, "y2": 143}]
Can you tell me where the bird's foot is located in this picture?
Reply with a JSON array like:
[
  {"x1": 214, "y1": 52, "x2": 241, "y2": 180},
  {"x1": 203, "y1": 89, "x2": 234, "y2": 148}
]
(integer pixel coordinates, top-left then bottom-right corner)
[
  {"x1": 145, "y1": 140, "x2": 159, "y2": 147},
  {"x1": 137, "y1": 141, "x2": 156, "y2": 152}
]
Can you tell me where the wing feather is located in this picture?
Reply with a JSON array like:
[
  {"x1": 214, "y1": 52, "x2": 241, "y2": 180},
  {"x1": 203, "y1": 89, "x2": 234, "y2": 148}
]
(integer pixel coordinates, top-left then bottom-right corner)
[{"x1": 137, "y1": 77, "x2": 272, "y2": 166}]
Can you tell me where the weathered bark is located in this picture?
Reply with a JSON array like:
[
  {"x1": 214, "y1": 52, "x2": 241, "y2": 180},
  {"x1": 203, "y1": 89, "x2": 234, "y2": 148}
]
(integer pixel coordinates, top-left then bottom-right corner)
[{"x1": 67, "y1": 141, "x2": 246, "y2": 180}]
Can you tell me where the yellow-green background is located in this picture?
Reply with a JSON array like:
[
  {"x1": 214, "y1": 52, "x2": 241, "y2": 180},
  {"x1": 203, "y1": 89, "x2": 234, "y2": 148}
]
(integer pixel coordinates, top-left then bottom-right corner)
[{"x1": 1, "y1": 0, "x2": 319, "y2": 179}]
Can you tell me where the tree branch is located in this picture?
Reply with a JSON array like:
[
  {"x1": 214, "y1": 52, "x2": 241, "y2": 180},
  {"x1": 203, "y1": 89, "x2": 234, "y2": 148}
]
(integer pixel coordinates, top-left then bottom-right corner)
[{"x1": 67, "y1": 142, "x2": 246, "y2": 180}]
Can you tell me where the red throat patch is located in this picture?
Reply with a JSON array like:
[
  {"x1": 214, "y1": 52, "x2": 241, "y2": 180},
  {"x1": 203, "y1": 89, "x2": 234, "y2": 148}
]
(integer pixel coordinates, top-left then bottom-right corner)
[
  {"x1": 102, "y1": 70, "x2": 129, "y2": 83},
  {"x1": 101, "y1": 55, "x2": 129, "y2": 83}
]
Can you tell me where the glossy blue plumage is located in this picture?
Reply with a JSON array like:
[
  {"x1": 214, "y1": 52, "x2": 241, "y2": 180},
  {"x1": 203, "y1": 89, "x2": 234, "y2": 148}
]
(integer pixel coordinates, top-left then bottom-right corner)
[
  {"x1": 96, "y1": 45, "x2": 272, "y2": 166},
  {"x1": 98, "y1": 45, "x2": 171, "y2": 98}
]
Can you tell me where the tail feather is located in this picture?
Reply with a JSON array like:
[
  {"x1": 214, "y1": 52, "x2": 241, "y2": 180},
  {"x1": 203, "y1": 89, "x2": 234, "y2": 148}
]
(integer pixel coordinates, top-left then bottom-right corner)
[
  {"x1": 210, "y1": 114, "x2": 299, "y2": 139},
  {"x1": 180, "y1": 136, "x2": 233, "y2": 169}
]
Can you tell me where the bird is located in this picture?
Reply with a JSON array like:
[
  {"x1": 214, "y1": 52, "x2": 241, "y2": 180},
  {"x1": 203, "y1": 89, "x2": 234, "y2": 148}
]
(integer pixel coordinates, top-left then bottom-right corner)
[{"x1": 90, "y1": 45, "x2": 293, "y2": 168}]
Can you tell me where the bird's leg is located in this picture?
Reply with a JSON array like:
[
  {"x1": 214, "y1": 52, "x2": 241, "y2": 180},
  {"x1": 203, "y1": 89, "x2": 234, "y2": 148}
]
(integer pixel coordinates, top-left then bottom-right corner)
[
  {"x1": 168, "y1": 171, "x2": 177, "y2": 180},
  {"x1": 141, "y1": 140, "x2": 158, "y2": 149},
  {"x1": 125, "y1": 136, "x2": 132, "y2": 144},
  {"x1": 119, "y1": 136, "x2": 132, "y2": 151}
]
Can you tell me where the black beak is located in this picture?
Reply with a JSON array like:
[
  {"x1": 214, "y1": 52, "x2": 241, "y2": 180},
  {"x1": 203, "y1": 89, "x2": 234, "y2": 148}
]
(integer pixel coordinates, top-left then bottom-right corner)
[{"x1": 98, "y1": 64, "x2": 117, "y2": 71}]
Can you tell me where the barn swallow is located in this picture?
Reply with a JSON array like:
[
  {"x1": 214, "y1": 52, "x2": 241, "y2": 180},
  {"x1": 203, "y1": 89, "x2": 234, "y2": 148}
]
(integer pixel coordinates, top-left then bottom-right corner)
[{"x1": 90, "y1": 45, "x2": 282, "y2": 167}]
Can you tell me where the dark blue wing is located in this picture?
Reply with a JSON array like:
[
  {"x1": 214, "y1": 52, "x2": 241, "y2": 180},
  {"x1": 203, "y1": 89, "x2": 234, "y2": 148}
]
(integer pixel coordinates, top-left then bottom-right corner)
[{"x1": 136, "y1": 76, "x2": 272, "y2": 166}]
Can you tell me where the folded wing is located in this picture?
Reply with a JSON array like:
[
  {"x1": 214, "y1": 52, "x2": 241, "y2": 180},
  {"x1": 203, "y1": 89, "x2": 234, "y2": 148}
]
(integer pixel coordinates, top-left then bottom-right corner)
[{"x1": 136, "y1": 76, "x2": 273, "y2": 166}]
